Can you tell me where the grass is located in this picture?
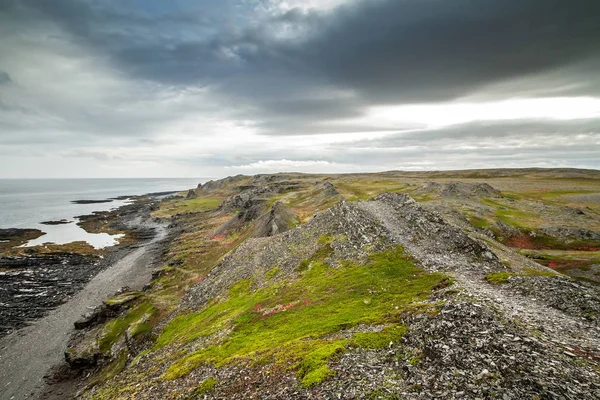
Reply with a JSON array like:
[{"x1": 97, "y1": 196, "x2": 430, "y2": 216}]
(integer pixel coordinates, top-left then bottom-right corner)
[
  {"x1": 191, "y1": 378, "x2": 218, "y2": 397},
  {"x1": 485, "y1": 268, "x2": 557, "y2": 285},
  {"x1": 152, "y1": 197, "x2": 223, "y2": 219},
  {"x1": 468, "y1": 215, "x2": 492, "y2": 229},
  {"x1": 351, "y1": 325, "x2": 407, "y2": 349},
  {"x1": 266, "y1": 266, "x2": 280, "y2": 280},
  {"x1": 157, "y1": 246, "x2": 447, "y2": 386},
  {"x1": 333, "y1": 180, "x2": 407, "y2": 202},
  {"x1": 98, "y1": 302, "x2": 158, "y2": 353}
]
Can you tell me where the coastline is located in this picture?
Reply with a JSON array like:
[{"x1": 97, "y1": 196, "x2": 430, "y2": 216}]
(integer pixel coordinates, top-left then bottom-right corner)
[
  {"x1": 0, "y1": 196, "x2": 157, "y2": 337},
  {"x1": 0, "y1": 194, "x2": 175, "y2": 400}
]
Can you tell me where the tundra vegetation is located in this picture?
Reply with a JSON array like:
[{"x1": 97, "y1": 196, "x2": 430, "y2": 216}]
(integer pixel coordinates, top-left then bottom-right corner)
[{"x1": 67, "y1": 169, "x2": 600, "y2": 399}]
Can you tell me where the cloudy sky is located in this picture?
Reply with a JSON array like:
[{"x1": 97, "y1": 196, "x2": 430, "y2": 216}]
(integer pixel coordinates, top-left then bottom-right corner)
[{"x1": 1, "y1": 0, "x2": 599, "y2": 178}]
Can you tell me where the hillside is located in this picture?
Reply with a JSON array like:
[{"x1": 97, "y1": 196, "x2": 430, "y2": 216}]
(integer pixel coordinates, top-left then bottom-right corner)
[{"x1": 59, "y1": 170, "x2": 600, "y2": 399}]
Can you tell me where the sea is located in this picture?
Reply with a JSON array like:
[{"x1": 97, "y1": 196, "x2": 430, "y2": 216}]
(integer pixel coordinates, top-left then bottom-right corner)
[{"x1": 0, "y1": 178, "x2": 206, "y2": 248}]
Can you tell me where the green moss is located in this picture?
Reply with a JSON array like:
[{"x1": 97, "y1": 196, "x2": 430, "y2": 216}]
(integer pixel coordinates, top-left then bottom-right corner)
[
  {"x1": 158, "y1": 246, "x2": 447, "y2": 383},
  {"x1": 192, "y1": 378, "x2": 218, "y2": 396},
  {"x1": 229, "y1": 278, "x2": 253, "y2": 297},
  {"x1": 266, "y1": 266, "x2": 280, "y2": 280},
  {"x1": 296, "y1": 341, "x2": 346, "y2": 386},
  {"x1": 351, "y1": 325, "x2": 407, "y2": 349},
  {"x1": 467, "y1": 215, "x2": 491, "y2": 229},
  {"x1": 317, "y1": 234, "x2": 334, "y2": 245},
  {"x1": 296, "y1": 240, "x2": 334, "y2": 272},
  {"x1": 88, "y1": 351, "x2": 129, "y2": 387},
  {"x1": 103, "y1": 292, "x2": 141, "y2": 307},
  {"x1": 485, "y1": 272, "x2": 514, "y2": 284},
  {"x1": 408, "y1": 350, "x2": 424, "y2": 365},
  {"x1": 98, "y1": 303, "x2": 157, "y2": 353}
]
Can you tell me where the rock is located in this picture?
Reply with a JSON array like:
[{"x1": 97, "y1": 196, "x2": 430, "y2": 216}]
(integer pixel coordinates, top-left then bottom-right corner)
[
  {"x1": 64, "y1": 334, "x2": 101, "y2": 369},
  {"x1": 71, "y1": 199, "x2": 113, "y2": 204},
  {"x1": 252, "y1": 202, "x2": 298, "y2": 238},
  {"x1": 491, "y1": 221, "x2": 522, "y2": 238},
  {"x1": 40, "y1": 219, "x2": 72, "y2": 225},
  {"x1": 186, "y1": 189, "x2": 197, "y2": 199},
  {"x1": 199, "y1": 175, "x2": 246, "y2": 193},
  {"x1": 418, "y1": 182, "x2": 502, "y2": 199},
  {"x1": 218, "y1": 186, "x2": 272, "y2": 213},
  {"x1": 541, "y1": 227, "x2": 600, "y2": 243}
]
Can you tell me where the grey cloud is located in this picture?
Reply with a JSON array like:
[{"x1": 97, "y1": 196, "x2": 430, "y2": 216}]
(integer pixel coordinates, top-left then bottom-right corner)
[
  {"x1": 335, "y1": 118, "x2": 600, "y2": 150},
  {"x1": 9, "y1": 0, "x2": 600, "y2": 137},
  {"x1": 32, "y1": 0, "x2": 600, "y2": 100},
  {"x1": 1, "y1": 0, "x2": 600, "y2": 177},
  {"x1": 0, "y1": 71, "x2": 11, "y2": 84}
]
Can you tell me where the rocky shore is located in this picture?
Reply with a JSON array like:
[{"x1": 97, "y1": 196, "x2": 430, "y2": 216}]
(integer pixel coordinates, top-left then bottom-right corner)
[{"x1": 0, "y1": 196, "x2": 160, "y2": 338}]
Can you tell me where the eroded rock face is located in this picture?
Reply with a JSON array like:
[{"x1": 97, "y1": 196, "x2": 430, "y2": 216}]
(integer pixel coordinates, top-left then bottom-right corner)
[
  {"x1": 252, "y1": 202, "x2": 297, "y2": 238},
  {"x1": 218, "y1": 186, "x2": 272, "y2": 213},
  {"x1": 186, "y1": 189, "x2": 196, "y2": 199}
]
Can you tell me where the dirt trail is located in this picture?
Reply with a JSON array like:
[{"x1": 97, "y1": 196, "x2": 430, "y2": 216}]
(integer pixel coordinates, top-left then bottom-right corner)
[{"x1": 0, "y1": 221, "x2": 167, "y2": 400}]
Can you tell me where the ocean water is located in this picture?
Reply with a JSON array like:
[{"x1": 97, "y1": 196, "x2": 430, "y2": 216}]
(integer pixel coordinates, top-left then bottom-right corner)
[{"x1": 0, "y1": 178, "x2": 205, "y2": 248}]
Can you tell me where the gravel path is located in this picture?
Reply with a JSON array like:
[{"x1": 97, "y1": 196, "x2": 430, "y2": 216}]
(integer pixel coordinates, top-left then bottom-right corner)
[{"x1": 0, "y1": 221, "x2": 167, "y2": 400}]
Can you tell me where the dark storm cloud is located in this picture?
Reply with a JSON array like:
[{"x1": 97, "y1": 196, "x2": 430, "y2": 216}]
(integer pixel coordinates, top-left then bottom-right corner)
[
  {"x1": 24, "y1": 1, "x2": 600, "y2": 94},
  {"x1": 7, "y1": 0, "x2": 600, "y2": 136}
]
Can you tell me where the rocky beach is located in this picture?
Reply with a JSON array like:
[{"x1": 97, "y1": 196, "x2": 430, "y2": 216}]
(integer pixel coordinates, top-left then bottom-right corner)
[
  {"x1": 0, "y1": 189, "x2": 183, "y2": 400},
  {"x1": 0, "y1": 196, "x2": 160, "y2": 338}
]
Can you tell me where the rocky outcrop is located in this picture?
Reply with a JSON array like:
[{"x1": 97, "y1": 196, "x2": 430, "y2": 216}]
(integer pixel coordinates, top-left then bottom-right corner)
[
  {"x1": 418, "y1": 181, "x2": 502, "y2": 199},
  {"x1": 0, "y1": 228, "x2": 44, "y2": 251},
  {"x1": 218, "y1": 186, "x2": 272, "y2": 213},
  {"x1": 252, "y1": 202, "x2": 297, "y2": 238},
  {"x1": 541, "y1": 227, "x2": 600, "y2": 243},
  {"x1": 40, "y1": 219, "x2": 72, "y2": 225},
  {"x1": 198, "y1": 175, "x2": 246, "y2": 193}
]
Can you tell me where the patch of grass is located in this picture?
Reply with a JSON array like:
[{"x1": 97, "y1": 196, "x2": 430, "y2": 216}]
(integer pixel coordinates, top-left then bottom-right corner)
[
  {"x1": 485, "y1": 268, "x2": 557, "y2": 285},
  {"x1": 296, "y1": 341, "x2": 346, "y2": 386},
  {"x1": 266, "y1": 266, "x2": 280, "y2": 280},
  {"x1": 152, "y1": 197, "x2": 223, "y2": 219},
  {"x1": 296, "y1": 241, "x2": 335, "y2": 272},
  {"x1": 191, "y1": 378, "x2": 218, "y2": 396},
  {"x1": 318, "y1": 234, "x2": 334, "y2": 245},
  {"x1": 333, "y1": 180, "x2": 407, "y2": 202},
  {"x1": 485, "y1": 272, "x2": 514, "y2": 284},
  {"x1": 351, "y1": 325, "x2": 407, "y2": 349},
  {"x1": 467, "y1": 215, "x2": 492, "y2": 229},
  {"x1": 103, "y1": 292, "x2": 141, "y2": 307},
  {"x1": 98, "y1": 302, "x2": 157, "y2": 353},
  {"x1": 158, "y1": 246, "x2": 447, "y2": 384}
]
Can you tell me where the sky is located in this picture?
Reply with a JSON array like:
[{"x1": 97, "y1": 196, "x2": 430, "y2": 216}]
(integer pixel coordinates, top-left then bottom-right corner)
[{"x1": 1, "y1": 0, "x2": 599, "y2": 178}]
